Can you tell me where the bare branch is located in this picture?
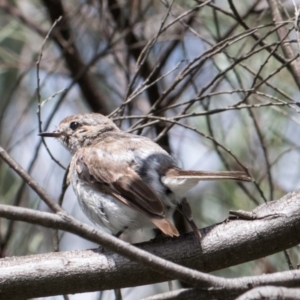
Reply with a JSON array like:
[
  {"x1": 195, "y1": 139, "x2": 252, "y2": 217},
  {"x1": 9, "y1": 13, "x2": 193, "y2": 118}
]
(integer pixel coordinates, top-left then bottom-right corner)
[
  {"x1": 236, "y1": 286, "x2": 300, "y2": 300},
  {"x1": 0, "y1": 146, "x2": 63, "y2": 213},
  {"x1": 1, "y1": 188, "x2": 300, "y2": 297}
]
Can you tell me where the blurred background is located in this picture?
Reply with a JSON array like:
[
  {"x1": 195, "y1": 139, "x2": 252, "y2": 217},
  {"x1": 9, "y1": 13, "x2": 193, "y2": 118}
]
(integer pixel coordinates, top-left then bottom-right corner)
[{"x1": 1, "y1": 0, "x2": 300, "y2": 299}]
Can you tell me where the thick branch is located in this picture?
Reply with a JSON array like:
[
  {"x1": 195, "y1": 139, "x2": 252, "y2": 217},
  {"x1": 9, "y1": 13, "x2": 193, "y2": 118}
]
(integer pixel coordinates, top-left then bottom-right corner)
[
  {"x1": 236, "y1": 286, "x2": 300, "y2": 300},
  {"x1": 142, "y1": 286, "x2": 300, "y2": 300},
  {"x1": 1, "y1": 189, "x2": 300, "y2": 298}
]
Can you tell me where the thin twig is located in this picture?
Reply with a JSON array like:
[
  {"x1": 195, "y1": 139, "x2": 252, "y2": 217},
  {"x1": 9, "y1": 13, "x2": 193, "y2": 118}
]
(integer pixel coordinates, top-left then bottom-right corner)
[{"x1": 36, "y1": 16, "x2": 66, "y2": 170}]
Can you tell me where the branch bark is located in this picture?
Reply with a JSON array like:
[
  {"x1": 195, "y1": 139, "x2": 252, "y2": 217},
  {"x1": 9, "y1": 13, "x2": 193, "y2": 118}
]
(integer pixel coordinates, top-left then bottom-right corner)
[
  {"x1": 236, "y1": 286, "x2": 300, "y2": 300},
  {"x1": 1, "y1": 189, "x2": 300, "y2": 298}
]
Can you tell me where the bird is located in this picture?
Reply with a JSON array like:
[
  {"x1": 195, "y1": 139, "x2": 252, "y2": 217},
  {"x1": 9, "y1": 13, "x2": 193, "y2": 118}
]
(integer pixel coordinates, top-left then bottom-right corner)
[{"x1": 39, "y1": 113, "x2": 252, "y2": 238}]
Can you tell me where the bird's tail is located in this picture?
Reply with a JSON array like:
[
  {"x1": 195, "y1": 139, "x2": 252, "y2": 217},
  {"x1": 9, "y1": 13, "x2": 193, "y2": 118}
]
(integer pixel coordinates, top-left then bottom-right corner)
[
  {"x1": 162, "y1": 169, "x2": 252, "y2": 195},
  {"x1": 151, "y1": 217, "x2": 179, "y2": 237},
  {"x1": 173, "y1": 170, "x2": 251, "y2": 181}
]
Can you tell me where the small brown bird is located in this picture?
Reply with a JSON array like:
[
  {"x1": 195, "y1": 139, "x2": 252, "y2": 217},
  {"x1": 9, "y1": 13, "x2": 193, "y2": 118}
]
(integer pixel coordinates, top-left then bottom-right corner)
[{"x1": 39, "y1": 113, "x2": 252, "y2": 238}]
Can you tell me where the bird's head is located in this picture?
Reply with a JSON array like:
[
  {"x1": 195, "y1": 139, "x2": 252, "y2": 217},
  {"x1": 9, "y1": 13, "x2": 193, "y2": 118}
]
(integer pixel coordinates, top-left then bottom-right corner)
[{"x1": 39, "y1": 113, "x2": 119, "y2": 153}]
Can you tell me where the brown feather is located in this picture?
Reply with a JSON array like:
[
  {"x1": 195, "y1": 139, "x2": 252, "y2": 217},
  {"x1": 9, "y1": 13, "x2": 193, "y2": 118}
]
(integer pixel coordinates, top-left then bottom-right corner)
[
  {"x1": 113, "y1": 174, "x2": 164, "y2": 214},
  {"x1": 150, "y1": 218, "x2": 179, "y2": 237},
  {"x1": 74, "y1": 148, "x2": 179, "y2": 236},
  {"x1": 99, "y1": 185, "x2": 179, "y2": 237}
]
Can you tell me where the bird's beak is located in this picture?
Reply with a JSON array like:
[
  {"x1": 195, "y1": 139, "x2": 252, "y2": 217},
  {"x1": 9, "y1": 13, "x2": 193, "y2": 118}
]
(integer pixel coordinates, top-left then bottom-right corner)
[{"x1": 38, "y1": 131, "x2": 62, "y2": 138}]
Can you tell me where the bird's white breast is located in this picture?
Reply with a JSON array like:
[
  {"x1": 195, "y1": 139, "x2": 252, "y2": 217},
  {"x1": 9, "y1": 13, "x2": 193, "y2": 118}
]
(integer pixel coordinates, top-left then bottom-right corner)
[
  {"x1": 68, "y1": 133, "x2": 179, "y2": 235},
  {"x1": 70, "y1": 170, "x2": 155, "y2": 235}
]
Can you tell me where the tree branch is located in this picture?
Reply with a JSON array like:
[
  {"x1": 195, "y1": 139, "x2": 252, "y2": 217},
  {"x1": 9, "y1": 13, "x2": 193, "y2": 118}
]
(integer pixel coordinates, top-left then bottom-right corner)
[
  {"x1": 236, "y1": 286, "x2": 300, "y2": 300},
  {"x1": 0, "y1": 146, "x2": 63, "y2": 213},
  {"x1": 1, "y1": 188, "x2": 300, "y2": 297},
  {"x1": 41, "y1": 0, "x2": 110, "y2": 114}
]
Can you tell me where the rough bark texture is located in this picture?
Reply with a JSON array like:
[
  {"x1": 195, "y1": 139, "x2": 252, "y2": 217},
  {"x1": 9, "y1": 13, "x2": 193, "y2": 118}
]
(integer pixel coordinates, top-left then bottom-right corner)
[{"x1": 1, "y1": 190, "x2": 300, "y2": 298}]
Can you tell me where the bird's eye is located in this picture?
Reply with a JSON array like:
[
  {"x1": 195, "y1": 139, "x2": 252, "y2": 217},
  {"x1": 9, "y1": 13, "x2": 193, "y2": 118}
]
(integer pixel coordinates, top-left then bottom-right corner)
[{"x1": 70, "y1": 122, "x2": 80, "y2": 130}]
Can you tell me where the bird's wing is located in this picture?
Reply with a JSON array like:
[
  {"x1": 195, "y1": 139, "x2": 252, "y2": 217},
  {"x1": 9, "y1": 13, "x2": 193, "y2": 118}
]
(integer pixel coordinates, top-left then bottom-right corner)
[{"x1": 73, "y1": 147, "x2": 179, "y2": 237}]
